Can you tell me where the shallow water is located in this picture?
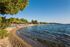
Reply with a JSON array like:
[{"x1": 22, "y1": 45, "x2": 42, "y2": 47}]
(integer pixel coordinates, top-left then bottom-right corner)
[{"x1": 17, "y1": 23, "x2": 70, "y2": 47}]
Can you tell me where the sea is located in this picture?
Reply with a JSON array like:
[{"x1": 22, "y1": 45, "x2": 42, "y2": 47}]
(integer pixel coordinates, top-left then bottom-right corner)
[{"x1": 17, "y1": 23, "x2": 70, "y2": 47}]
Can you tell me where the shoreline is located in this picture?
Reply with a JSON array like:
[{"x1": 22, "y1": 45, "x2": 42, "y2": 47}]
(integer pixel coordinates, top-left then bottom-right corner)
[
  {"x1": 0, "y1": 24, "x2": 34, "y2": 47},
  {"x1": 9, "y1": 24, "x2": 35, "y2": 47},
  {"x1": 0, "y1": 24, "x2": 45, "y2": 47},
  {"x1": 9, "y1": 24, "x2": 45, "y2": 47},
  {"x1": 15, "y1": 24, "x2": 46, "y2": 47}
]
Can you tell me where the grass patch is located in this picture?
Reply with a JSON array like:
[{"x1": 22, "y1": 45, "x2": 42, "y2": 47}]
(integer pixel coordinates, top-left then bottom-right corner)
[{"x1": 0, "y1": 29, "x2": 8, "y2": 39}]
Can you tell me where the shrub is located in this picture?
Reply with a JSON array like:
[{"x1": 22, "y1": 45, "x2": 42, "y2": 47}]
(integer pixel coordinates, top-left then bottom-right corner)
[{"x1": 0, "y1": 29, "x2": 8, "y2": 39}]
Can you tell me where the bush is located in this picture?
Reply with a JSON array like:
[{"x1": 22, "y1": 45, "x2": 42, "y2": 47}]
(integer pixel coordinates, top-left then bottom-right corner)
[{"x1": 0, "y1": 29, "x2": 8, "y2": 39}]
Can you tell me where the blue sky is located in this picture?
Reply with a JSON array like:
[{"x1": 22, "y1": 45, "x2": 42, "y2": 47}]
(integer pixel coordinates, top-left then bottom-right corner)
[{"x1": 5, "y1": 0, "x2": 70, "y2": 23}]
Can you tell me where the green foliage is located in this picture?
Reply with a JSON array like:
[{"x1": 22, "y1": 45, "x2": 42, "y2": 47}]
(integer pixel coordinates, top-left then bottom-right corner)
[
  {"x1": 0, "y1": 16, "x2": 28, "y2": 29},
  {"x1": 0, "y1": 29, "x2": 8, "y2": 39},
  {"x1": 0, "y1": 0, "x2": 28, "y2": 15},
  {"x1": 0, "y1": 16, "x2": 2, "y2": 23},
  {"x1": 0, "y1": 0, "x2": 29, "y2": 29},
  {"x1": 0, "y1": 17, "x2": 28, "y2": 24},
  {"x1": 0, "y1": 16, "x2": 10, "y2": 29},
  {"x1": 31, "y1": 20, "x2": 38, "y2": 24},
  {"x1": 20, "y1": 18, "x2": 28, "y2": 23}
]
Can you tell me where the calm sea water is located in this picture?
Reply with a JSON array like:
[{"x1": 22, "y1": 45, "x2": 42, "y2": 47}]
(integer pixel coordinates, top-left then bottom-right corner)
[{"x1": 17, "y1": 23, "x2": 70, "y2": 47}]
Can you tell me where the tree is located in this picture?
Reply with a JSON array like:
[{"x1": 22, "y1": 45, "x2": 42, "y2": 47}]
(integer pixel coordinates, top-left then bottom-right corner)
[
  {"x1": 20, "y1": 18, "x2": 28, "y2": 23},
  {"x1": 31, "y1": 20, "x2": 38, "y2": 24},
  {"x1": 0, "y1": 0, "x2": 28, "y2": 29},
  {"x1": 0, "y1": 0, "x2": 28, "y2": 15}
]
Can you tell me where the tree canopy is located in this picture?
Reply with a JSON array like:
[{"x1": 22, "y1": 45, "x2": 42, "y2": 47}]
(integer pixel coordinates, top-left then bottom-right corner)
[
  {"x1": 31, "y1": 20, "x2": 38, "y2": 24},
  {"x1": 0, "y1": 17, "x2": 28, "y2": 24},
  {"x1": 0, "y1": 0, "x2": 28, "y2": 15},
  {"x1": 8, "y1": 17, "x2": 28, "y2": 24}
]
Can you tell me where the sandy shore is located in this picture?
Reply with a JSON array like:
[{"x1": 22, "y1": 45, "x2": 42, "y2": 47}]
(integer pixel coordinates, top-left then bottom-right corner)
[
  {"x1": 0, "y1": 37, "x2": 12, "y2": 47},
  {"x1": 0, "y1": 27, "x2": 16, "y2": 47},
  {"x1": 0, "y1": 24, "x2": 34, "y2": 47}
]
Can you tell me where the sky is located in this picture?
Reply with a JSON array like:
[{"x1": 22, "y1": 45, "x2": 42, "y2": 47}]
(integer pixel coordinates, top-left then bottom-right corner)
[{"x1": 5, "y1": 0, "x2": 70, "y2": 24}]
